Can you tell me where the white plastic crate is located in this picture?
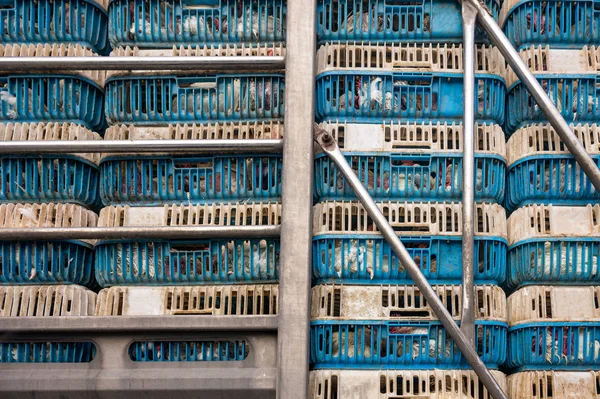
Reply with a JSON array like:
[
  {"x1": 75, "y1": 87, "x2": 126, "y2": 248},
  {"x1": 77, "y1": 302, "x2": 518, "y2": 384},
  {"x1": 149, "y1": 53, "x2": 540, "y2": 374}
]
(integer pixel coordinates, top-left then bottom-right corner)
[
  {"x1": 316, "y1": 121, "x2": 505, "y2": 155},
  {"x1": 506, "y1": 45, "x2": 600, "y2": 87},
  {"x1": 508, "y1": 286, "x2": 600, "y2": 325},
  {"x1": 313, "y1": 201, "x2": 507, "y2": 238},
  {"x1": 0, "y1": 285, "x2": 96, "y2": 317},
  {"x1": 508, "y1": 371, "x2": 600, "y2": 399},
  {"x1": 310, "y1": 369, "x2": 508, "y2": 399},
  {"x1": 0, "y1": 122, "x2": 102, "y2": 165},
  {"x1": 0, "y1": 43, "x2": 107, "y2": 87},
  {"x1": 0, "y1": 203, "x2": 98, "y2": 230},
  {"x1": 508, "y1": 204, "x2": 600, "y2": 246},
  {"x1": 311, "y1": 284, "x2": 507, "y2": 321},
  {"x1": 107, "y1": 44, "x2": 285, "y2": 78},
  {"x1": 316, "y1": 43, "x2": 505, "y2": 75},
  {"x1": 96, "y1": 284, "x2": 278, "y2": 316},
  {"x1": 507, "y1": 123, "x2": 600, "y2": 166}
]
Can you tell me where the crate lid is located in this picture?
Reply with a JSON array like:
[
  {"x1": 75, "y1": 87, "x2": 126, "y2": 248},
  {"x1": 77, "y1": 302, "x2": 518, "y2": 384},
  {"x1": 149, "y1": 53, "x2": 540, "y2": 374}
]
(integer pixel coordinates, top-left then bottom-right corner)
[
  {"x1": 0, "y1": 203, "x2": 98, "y2": 229},
  {"x1": 0, "y1": 44, "x2": 107, "y2": 86},
  {"x1": 316, "y1": 43, "x2": 505, "y2": 77},
  {"x1": 508, "y1": 286, "x2": 600, "y2": 325},
  {"x1": 96, "y1": 284, "x2": 278, "y2": 316},
  {"x1": 317, "y1": 121, "x2": 505, "y2": 156},
  {"x1": 508, "y1": 371, "x2": 600, "y2": 399},
  {"x1": 507, "y1": 123, "x2": 600, "y2": 165},
  {"x1": 0, "y1": 122, "x2": 102, "y2": 164},
  {"x1": 0, "y1": 285, "x2": 96, "y2": 317},
  {"x1": 99, "y1": 202, "x2": 281, "y2": 228},
  {"x1": 508, "y1": 204, "x2": 600, "y2": 245},
  {"x1": 506, "y1": 46, "x2": 600, "y2": 87},
  {"x1": 311, "y1": 284, "x2": 506, "y2": 321},
  {"x1": 313, "y1": 201, "x2": 507, "y2": 237},
  {"x1": 311, "y1": 369, "x2": 507, "y2": 399}
]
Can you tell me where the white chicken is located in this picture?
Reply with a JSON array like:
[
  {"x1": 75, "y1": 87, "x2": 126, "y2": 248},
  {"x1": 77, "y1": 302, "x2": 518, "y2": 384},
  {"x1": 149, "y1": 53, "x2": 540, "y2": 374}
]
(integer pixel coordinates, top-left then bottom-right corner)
[
  {"x1": 0, "y1": 90, "x2": 17, "y2": 119},
  {"x1": 234, "y1": 12, "x2": 285, "y2": 39},
  {"x1": 332, "y1": 239, "x2": 378, "y2": 279},
  {"x1": 216, "y1": 240, "x2": 278, "y2": 278},
  {"x1": 114, "y1": 244, "x2": 156, "y2": 279},
  {"x1": 538, "y1": 242, "x2": 598, "y2": 277},
  {"x1": 182, "y1": 15, "x2": 200, "y2": 35},
  {"x1": 331, "y1": 330, "x2": 372, "y2": 358},
  {"x1": 344, "y1": 8, "x2": 385, "y2": 33}
]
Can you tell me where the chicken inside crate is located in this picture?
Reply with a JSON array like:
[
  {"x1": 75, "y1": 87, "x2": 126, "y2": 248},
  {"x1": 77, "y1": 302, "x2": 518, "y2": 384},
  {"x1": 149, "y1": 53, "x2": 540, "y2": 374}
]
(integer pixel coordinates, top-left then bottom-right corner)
[
  {"x1": 312, "y1": 200, "x2": 507, "y2": 285},
  {"x1": 0, "y1": 285, "x2": 97, "y2": 363},
  {"x1": 506, "y1": 204, "x2": 600, "y2": 290},
  {"x1": 100, "y1": 122, "x2": 282, "y2": 205},
  {"x1": 0, "y1": 203, "x2": 98, "y2": 288},
  {"x1": 0, "y1": 122, "x2": 102, "y2": 208},
  {"x1": 506, "y1": 123, "x2": 600, "y2": 211},
  {"x1": 309, "y1": 284, "x2": 507, "y2": 369},
  {"x1": 507, "y1": 286, "x2": 600, "y2": 371},
  {"x1": 314, "y1": 121, "x2": 506, "y2": 203},
  {"x1": 128, "y1": 339, "x2": 249, "y2": 362},
  {"x1": 310, "y1": 369, "x2": 508, "y2": 399},
  {"x1": 109, "y1": 0, "x2": 286, "y2": 49},
  {"x1": 315, "y1": 0, "x2": 500, "y2": 44},
  {"x1": 0, "y1": 0, "x2": 110, "y2": 55},
  {"x1": 95, "y1": 202, "x2": 280, "y2": 286},
  {"x1": 0, "y1": 73, "x2": 106, "y2": 132},
  {"x1": 315, "y1": 43, "x2": 506, "y2": 124},
  {"x1": 499, "y1": 0, "x2": 600, "y2": 51},
  {"x1": 104, "y1": 73, "x2": 284, "y2": 125},
  {"x1": 508, "y1": 370, "x2": 600, "y2": 399},
  {"x1": 505, "y1": 46, "x2": 600, "y2": 135}
]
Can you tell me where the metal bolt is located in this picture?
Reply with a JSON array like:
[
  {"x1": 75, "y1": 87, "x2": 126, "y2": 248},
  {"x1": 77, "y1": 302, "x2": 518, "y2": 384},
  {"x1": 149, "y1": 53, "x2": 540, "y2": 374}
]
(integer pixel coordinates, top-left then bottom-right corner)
[{"x1": 321, "y1": 133, "x2": 333, "y2": 144}]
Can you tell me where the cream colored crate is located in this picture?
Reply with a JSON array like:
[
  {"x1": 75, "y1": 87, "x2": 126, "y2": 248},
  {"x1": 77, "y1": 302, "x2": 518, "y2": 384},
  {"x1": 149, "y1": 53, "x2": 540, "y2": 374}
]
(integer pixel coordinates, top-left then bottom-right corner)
[
  {"x1": 509, "y1": 371, "x2": 600, "y2": 399},
  {"x1": 310, "y1": 370, "x2": 508, "y2": 399},
  {"x1": 505, "y1": 46, "x2": 600, "y2": 87},
  {"x1": 0, "y1": 122, "x2": 102, "y2": 164},
  {"x1": 316, "y1": 121, "x2": 506, "y2": 156},
  {"x1": 313, "y1": 201, "x2": 507, "y2": 238},
  {"x1": 0, "y1": 285, "x2": 96, "y2": 317},
  {"x1": 107, "y1": 43, "x2": 285, "y2": 78},
  {"x1": 508, "y1": 204, "x2": 600, "y2": 245},
  {"x1": 0, "y1": 43, "x2": 107, "y2": 86},
  {"x1": 102, "y1": 121, "x2": 284, "y2": 158},
  {"x1": 96, "y1": 284, "x2": 278, "y2": 316},
  {"x1": 311, "y1": 284, "x2": 506, "y2": 321},
  {"x1": 316, "y1": 43, "x2": 505, "y2": 76},
  {"x1": 507, "y1": 123, "x2": 600, "y2": 166},
  {"x1": 98, "y1": 202, "x2": 281, "y2": 228},
  {"x1": 508, "y1": 286, "x2": 600, "y2": 325},
  {"x1": 95, "y1": 0, "x2": 109, "y2": 9}
]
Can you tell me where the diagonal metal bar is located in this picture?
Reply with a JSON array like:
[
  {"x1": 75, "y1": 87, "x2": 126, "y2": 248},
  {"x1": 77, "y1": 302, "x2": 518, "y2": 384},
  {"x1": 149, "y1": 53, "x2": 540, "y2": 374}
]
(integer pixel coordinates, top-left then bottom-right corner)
[
  {"x1": 463, "y1": 0, "x2": 600, "y2": 191},
  {"x1": 460, "y1": 0, "x2": 478, "y2": 347},
  {"x1": 314, "y1": 127, "x2": 508, "y2": 399}
]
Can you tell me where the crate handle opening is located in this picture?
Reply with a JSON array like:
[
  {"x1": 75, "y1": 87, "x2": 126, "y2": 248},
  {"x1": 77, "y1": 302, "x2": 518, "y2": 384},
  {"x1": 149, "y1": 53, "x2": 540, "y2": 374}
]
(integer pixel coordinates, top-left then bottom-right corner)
[
  {"x1": 390, "y1": 309, "x2": 431, "y2": 318},
  {"x1": 183, "y1": 0, "x2": 220, "y2": 9}
]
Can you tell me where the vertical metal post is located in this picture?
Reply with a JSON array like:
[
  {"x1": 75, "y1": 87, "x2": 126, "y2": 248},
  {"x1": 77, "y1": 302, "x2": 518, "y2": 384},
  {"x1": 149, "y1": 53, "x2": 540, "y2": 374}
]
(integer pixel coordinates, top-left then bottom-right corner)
[
  {"x1": 277, "y1": 0, "x2": 316, "y2": 398},
  {"x1": 463, "y1": 0, "x2": 600, "y2": 191},
  {"x1": 314, "y1": 129, "x2": 508, "y2": 399},
  {"x1": 460, "y1": 0, "x2": 478, "y2": 347}
]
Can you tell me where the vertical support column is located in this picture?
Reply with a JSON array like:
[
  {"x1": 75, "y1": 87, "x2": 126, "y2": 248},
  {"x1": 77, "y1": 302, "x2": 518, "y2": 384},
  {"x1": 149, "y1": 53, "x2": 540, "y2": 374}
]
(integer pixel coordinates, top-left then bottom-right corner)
[
  {"x1": 460, "y1": 0, "x2": 478, "y2": 347},
  {"x1": 277, "y1": 0, "x2": 316, "y2": 398}
]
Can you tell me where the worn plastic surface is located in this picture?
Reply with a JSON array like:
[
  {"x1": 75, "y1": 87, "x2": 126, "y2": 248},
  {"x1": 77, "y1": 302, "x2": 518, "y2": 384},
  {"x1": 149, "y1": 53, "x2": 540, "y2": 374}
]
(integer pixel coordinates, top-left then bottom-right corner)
[{"x1": 508, "y1": 371, "x2": 600, "y2": 399}]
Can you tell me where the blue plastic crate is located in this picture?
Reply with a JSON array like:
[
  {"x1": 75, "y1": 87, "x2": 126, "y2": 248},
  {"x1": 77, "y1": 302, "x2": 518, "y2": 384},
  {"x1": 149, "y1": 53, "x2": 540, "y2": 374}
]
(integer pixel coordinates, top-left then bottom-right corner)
[
  {"x1": 105, "y1": 74, "x2": 284, "y2": 125},
  {"x1": 506, "y1": 75, "x2": 600, "y2": 134},
  {"x1": 99, "y1": 155, "x2": 282, "y2": 205},
  {"x1": 316, "y1": 0, "x2": 500, "y2": 43},
  {"x1": 109, "y1": 0, "x2": 285, "y2": 49},
  {"x1": 0, "y1": 240, "x2": 96, "y2": 287},
  {"x1": 0, "y1": 156, "x2": 100, "y2": 208},
  {"x1": 507, "y1": 323, "x2": 600, "y2": 371},
  {"x1": 310, "y1": 320, "x2": 507, "y2": 369},
  {"x1": 507, "y1": 238, "x2": 600, "y2": 290},
  {"x1": 501, "y1": 0, "x2": 600, "y2": 51},
  {"x1": 0, "y1": 342, "x2": 96, "y2": 363},
  {"x1": 129, "y1": 340, "x2": 248, "y2": 362},
  {"x1": 315, "y1": 152, "x2": 506, "y2": 203},
  {"x1": 315, "y1": 72, "x2": 505, "y2": 124},
  {"x1": 0, "y1": 0, "x2": 109, "y2": 55},
  {"x1": 0, "y1": 75, "x2": 106, "y2": 132},
  {"x1": 506, "y1": 155, "x2": 600, "y2": 210},
  {"x1": 313, "y1": 235, "x2": 507, "y2": 285},
  {"x1": 95, "y1": 238, "x2": 279, "y2": 286}
]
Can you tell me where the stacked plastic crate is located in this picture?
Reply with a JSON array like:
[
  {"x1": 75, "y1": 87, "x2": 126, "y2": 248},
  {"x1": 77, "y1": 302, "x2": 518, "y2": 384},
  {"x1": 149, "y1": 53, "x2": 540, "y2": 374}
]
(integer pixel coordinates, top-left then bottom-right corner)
[
  {"x1": 93, "y1": 0, "x2": 285, "y2": 362},
  {"x1": 501, "y1": 0, "x2": 600, "y2": 395},
  {"x1": 0, "y1": 0, "x2": 109, "y2": 363},
  {"x1": 310, "y1": 1, "x2": 509, "y2": 397}
]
